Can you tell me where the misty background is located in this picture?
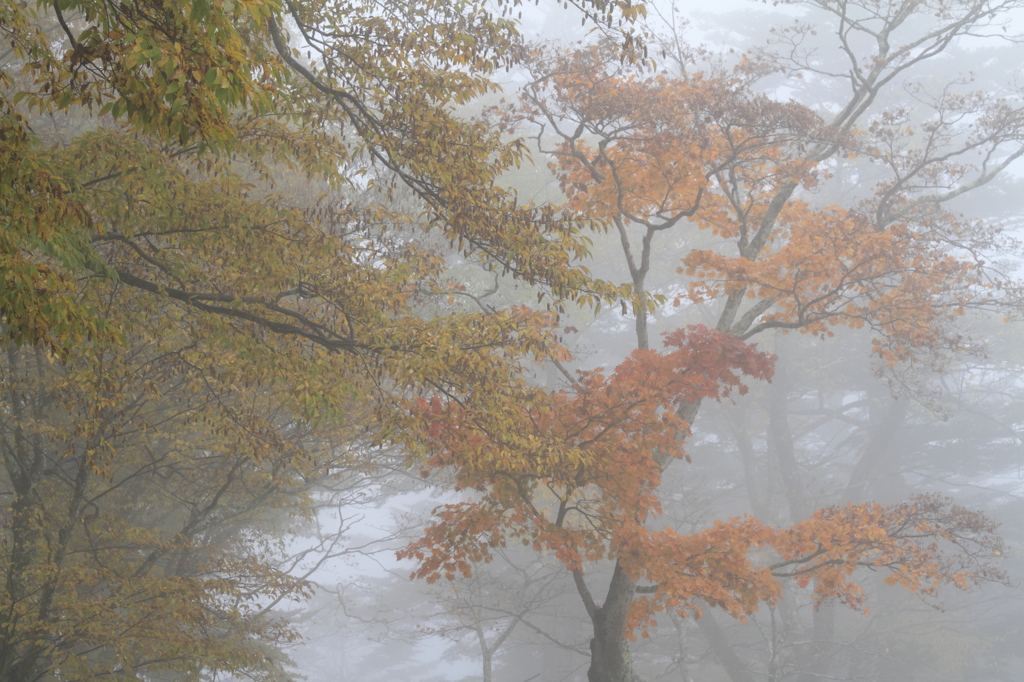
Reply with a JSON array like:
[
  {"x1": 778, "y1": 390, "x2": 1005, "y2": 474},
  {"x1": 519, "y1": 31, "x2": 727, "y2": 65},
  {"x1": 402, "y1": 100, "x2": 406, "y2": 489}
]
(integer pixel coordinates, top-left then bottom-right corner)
[
  {"x1": 278, "y1": 2, "x2": 1024, "y2": 681},
  {"x1": 3, "y1": 0, "x2": 1023, "y2": 681}
]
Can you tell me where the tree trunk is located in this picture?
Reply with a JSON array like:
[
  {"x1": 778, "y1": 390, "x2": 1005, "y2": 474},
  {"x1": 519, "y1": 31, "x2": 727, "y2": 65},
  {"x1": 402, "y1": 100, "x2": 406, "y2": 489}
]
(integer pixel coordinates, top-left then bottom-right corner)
[{"x1": 587, "y1": 565, "x2": 638, "y2": 682}]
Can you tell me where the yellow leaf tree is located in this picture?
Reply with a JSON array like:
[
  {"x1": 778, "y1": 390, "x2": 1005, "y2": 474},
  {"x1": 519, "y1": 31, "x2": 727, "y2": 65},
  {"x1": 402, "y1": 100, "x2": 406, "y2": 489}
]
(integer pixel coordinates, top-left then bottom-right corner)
[{"x1": 1, "y1": 0, "x2": 642, "y2": 678}]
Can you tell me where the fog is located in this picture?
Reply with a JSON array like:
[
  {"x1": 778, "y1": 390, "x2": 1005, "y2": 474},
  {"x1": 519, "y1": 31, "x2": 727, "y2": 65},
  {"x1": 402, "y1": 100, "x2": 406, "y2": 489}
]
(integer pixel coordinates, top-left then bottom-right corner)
[
  {"x1": 3, "y1": 0, "x2": 1023, "y2": 681},
  {"x1": 281, "y1": 2, "x2": 1024, "y2": 681}
]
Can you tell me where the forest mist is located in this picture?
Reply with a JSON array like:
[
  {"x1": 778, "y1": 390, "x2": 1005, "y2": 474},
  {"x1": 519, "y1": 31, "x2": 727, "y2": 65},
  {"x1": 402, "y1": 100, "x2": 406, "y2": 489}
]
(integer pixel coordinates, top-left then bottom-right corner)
[{"x1": 2, "y1": 0, "x2": 1023, "y2": 681}]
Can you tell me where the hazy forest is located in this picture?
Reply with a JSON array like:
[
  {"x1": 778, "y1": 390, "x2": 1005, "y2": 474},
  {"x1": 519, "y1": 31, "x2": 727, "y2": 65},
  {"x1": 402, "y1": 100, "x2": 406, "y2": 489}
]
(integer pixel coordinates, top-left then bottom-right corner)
[{"x1": 3, "y1": 0, "x2": 1024, "y2": 680}]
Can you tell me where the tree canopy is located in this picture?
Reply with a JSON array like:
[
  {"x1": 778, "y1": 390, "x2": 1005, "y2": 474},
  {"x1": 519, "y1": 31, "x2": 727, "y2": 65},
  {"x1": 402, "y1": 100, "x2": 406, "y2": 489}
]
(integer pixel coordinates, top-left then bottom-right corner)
[{"x1": 0, "y1": 0, "x2": 640, "y2": 678}]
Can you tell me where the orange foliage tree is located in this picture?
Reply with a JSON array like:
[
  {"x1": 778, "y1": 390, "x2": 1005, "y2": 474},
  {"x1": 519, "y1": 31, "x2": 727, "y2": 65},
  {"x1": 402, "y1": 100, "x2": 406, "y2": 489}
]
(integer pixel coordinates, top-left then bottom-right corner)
[
  {"x1": 401, "y1": 4, "x2": 1023, "y2": 678},
  {"x1": 400, "y1": 328, "x2": 1007, "y2": 682}
]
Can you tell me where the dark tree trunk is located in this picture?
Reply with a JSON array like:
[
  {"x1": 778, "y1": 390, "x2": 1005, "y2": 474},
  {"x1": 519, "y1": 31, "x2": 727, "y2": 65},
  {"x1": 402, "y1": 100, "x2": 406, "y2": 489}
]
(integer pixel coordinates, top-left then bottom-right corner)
[{"x1": 587, "y1": 565, "x2": 638, "y2": 682}]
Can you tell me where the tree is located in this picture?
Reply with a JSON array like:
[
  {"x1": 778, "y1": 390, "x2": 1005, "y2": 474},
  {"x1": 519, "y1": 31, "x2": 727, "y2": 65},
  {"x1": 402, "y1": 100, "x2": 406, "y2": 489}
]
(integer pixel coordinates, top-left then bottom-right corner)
[
  {"x1": 401, "y1": 330, "x2": 1007, "y2": 681},
  {"x1": 421, "y1": 550, "x2": 572, "y2": 682},
  {"x1": 1, "y1": 0, "x2": 646, "y2": 678},
  {"x1": 401, "y1": 1, "x2": 1024, "y2": 680},
  {"x1": 0, "y1": 283, "x2": 341, "y2": 681}
]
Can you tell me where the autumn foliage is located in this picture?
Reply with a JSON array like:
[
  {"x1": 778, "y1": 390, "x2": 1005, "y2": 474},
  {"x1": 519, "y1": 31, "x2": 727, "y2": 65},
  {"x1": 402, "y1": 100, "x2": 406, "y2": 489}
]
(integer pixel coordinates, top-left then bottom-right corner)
[
  {"x1": 516, "y1": 42, "x2": 1012, "y2": 363},
  {"x1": 3, "y1": 0, "x2": 1019, "y2": 678},
  {"x1": 622, "y1": 495, "x2": 1005, "y2": 638},
  {"x1": 404, "y1": 32, "x2": 1015, "y2": 666},
  {"x1": 401, "y1": 327, "x2": 1005, "y2": 637},
  {"x1": 400, "y1": 326, "x2": 773, "y2": 577}
]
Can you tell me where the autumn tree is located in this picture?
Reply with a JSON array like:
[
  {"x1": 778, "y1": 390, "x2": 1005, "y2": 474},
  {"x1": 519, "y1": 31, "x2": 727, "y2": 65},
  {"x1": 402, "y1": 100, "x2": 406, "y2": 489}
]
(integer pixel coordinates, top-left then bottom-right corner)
[
  {"x1": 0, "y1": 0, "x2": 648, "y2": 679},
  {"x1": 0, "y1": 280, "x2": 363, "y2": 681},
  {"x1": 400, "y1": 1, "x2": 1024, "y2": 681}
]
